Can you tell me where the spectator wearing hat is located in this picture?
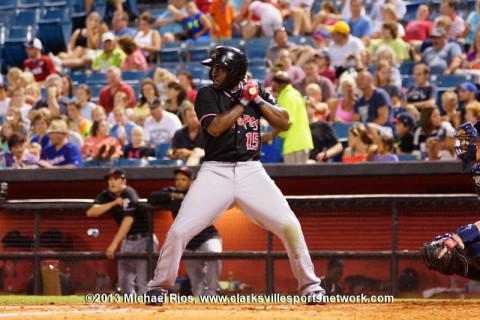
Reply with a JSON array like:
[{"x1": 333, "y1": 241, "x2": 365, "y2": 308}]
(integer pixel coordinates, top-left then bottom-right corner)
[
  {"x1": 457, "y1": 82, "x2": 479, "y2": 109},
  {"x1": 314, "y1": 50, "x2": 337, "y2": 85},
  {"x1": 23, "y1": 38, "x2": 57, "y2": 85},
  {"x1": 265, "y1": 71, "x2": 313, "y2": 164},
  {"x1": 167, "y1": 106, "x2": 205, "y2": 166},
  {"x1": 143, "y1": 98, "x2": 182, "y2": 147},
  {"x1": 440, "y1": 0, "x2": 465, "y2": 39},
  {"x1": 98, "y1": 66, "x2": 136, "y2": 114},
  {"x1": 147, "y1": 167, "x2": 222, "y2": 296},
  {"x1": 87, "y1": 168, "x2": 158, "y2": 295},
  {"x1": 406, "y1": 63, "x2": 437, "y2": 111},
  {"x1": 328, "y1": 21, "x2": 366, "y2": 68},
  {"x1": 393, "y1": 113, "x2": 415, "y2": 155},
  {"x1": 38, "y1": 119, "x2": 82, "y2": 168},
  {"x1": 421, "y1": 27, "x2": 462, "y2": 75},
  {"x1": 345, "y1": 0, "x2": 374, "y2": 41},
  {"x1": 92, "y1": 32, "x2": 126, "y2": 73}
]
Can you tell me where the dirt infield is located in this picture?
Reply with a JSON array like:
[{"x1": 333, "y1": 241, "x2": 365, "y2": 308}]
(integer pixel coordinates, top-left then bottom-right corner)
[{"x1": 0, "y1": 301, "x2": 479, "y2": 320}]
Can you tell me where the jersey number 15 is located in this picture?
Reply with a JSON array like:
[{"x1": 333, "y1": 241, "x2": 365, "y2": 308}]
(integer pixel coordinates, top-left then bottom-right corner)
[{"x1": 246, "y1": 132, "x2": 259, "y2": 150}]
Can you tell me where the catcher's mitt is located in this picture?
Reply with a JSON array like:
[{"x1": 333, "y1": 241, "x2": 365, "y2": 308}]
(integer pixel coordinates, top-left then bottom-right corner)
[{"x1": 420, "y1": 234, "x2": 468, "y2": 276}]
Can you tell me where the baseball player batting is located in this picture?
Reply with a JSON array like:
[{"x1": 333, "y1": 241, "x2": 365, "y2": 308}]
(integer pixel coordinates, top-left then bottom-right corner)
[
  {"x1": 145, "y1": 46, "x2": 325, "y2": 305},
  {"x1": 421, "y1": 122, "x2": 480, "y2": 281}
]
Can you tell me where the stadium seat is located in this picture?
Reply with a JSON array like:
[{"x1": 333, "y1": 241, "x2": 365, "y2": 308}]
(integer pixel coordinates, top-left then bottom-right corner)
[
  {"x1": 89, "y1": 85, "x2": 104, "y2": 102},
  {"x1": 401, "y1": 76, "x2": 415, "y2": 89},
  {"x1": 83, "y1": 160, "x2": 115, "y2": 167},
  {"x1": 187, "y1": 41, "x2": 213, "y2": 62},
  {"x1": 69, "y1": 72, "x2": 86, "y2": 85},
  {"x1": 86, "y1": 72, "x2": 107, "y2": 85},
  {"x1": 122, "y1": 70, "x2": 148, "y2": 84},
  {"x1": 397, "y1": 154, "x2": 419, "y2": 161},
  {"x1": 17, "y1": 0, "x2": 42, "y2": 10},
  {"x1": 250, "y1": 66, "x2": 267, "y2": 81},
  {"x1": 6, "y1": 26, "x2": 31, "y2": 42},
  {"x1": 261, "y1": 138, "x2": 283, "y2": 163},
  {"x1": 399, "y1": 61, "x2": 415, "y2": 75},
  {"x1": 2, "y1": 40, "x2": 28, "y2": 69},
  {"x1": 431, "y1": 74, "x2": 471, "y2": 88},
  {"x1": 246, "y1": 37, "x2": 272, "y2": 60},
  {"x1": 221, "y1": 39, "x2": 246, "y2": 51},
  {"x1": 155, "y1": 143, "x2": 170, "y2": 159},
  {"x1": 37, "y1": 7, "x2": 72, "y2": 54},
  {"x1": 0, "y1": 0, "x2": 16, "y2": 12},
  {"x1": 332, "y1": 123, "x2": 355, "y2": 142},
  {"x1": 158, "y1": 42, "x2": 184, "y2": 63},
  {"x1": 116, "y1": 158, "x2": 147, "y2": 167},
  {"x1": 13, "y1": 9, "x2": 41, "y2": 28},
  {"x1": 148, "y1": 158, "x2": 184, "y2": 166},
  {"x1": 0, "y1": 11, "x2": 15, "y2": 29},
  {"x1": 43, "y1": 0, "x2": 72, "y2": 8}
]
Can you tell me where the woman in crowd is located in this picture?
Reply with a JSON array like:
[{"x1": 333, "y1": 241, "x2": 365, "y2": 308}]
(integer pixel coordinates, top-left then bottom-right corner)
[
  {"x1": 29, "y1": 113, "x2": 51, "y2": 151},
  {"x1": 61, "y1": 75, "x2": 75, "y2": 101},
  {"x1": 82, "y1": 119, "x2": 122, "y2": 161},
  {"x1": 134, "y1": 12, "x2": 162, "y2": 65},
  {"x1": 370, "y1": 21, "x2": 409, "y2": 63},
  {"x1": 130, "y1": 79, "x2": 158, "y2": 126},
  {"x1": 58, "y1": 12, "x2": 108, "y2": 69},
  {"x1": 164, "y1": 81, "x2": 193, "y2": 123},
  {"x1": 117, "y1": 35, "x2": 148, "y2": 71},
  {"x1": 374, "y1": 60, "x2": 403, "y2": 108},
  {"x1": 373, "y1": 3, "x2": 405, "y2": 38},
  {"x1": 178, "y1": 71, "x2": 197, "y2": 104},
  {"x1": 342, "y1": 124, "x2": 377, "y2": 162},
  {"x1": 328, "y1": 76, "x2": 356, "y2": 123}
]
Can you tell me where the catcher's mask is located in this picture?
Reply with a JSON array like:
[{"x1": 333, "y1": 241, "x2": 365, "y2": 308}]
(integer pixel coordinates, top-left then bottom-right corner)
[
  {"x1": 455, "y1": 122, "x2": 478, "y2": 164},
  {"x1": 201, "y1": 46, "x2": 248, "y2": 91}
]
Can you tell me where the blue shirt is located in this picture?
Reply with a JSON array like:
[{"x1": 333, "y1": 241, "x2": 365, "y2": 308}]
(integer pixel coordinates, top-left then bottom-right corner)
[
  {"x1": 466, "y1": 11, "x2": 480, "y2": 45},
  {"x1": 114, "y1": 28, "x2": 136, "y2": 38},
  {"x1": 41, "y1": 142, "x2": 83, "y2": 167},
  {"x1": 111, "y1": 121, "x2": 137, "y2": 144},
  {"x1": 421, "y1": 42, "x2": 463, "y2": 75},
  {"x1": 354, "y1": 88, "x2": 392, "y2": 125},
  {"x1": 31, "y1": 134, "x2": 50, "y2": 151},
  {"x1": 346, "y1": 16, "x2": 374, "y2": 38},
  {"x1": 184, "y1": 12, "x2": 210, "y2": 39}
]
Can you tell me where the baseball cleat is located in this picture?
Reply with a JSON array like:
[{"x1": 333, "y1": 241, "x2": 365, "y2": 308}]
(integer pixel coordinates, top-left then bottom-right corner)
[
  {"x1": 305, "y1": 290, "x2": 327, "y2": 305},
  {"x1": 145, "y1": 288, "x2": 168, "y2": 306}
]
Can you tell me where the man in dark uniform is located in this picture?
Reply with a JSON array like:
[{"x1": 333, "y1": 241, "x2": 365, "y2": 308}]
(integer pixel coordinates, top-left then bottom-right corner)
[
  {"x1": 145, "y1": 46, "x2": 325, "y2": 305},
  {"x1": 148, "y1": 167, "x2": 221, "y2": 296},
  {"x1": 87, "y1": 168, "x2": 158, "y2": 294}
]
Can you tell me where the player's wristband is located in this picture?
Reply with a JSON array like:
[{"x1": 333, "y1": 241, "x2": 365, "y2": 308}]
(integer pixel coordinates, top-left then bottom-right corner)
[
  {"x1": 253, "y1": 95, "x2": 264, "y2": 105},
  {"x1": 457, "y1": 224, "x2": 480, "y2": 244},
  {"x1": 239, "y1": 98, "x2": 250, "y2": 108}
]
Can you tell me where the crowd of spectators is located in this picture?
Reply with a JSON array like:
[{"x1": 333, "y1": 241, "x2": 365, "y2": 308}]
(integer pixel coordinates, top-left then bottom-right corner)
[{"x1": 2, "y1": 0, "x2": 480, "y2": 168}]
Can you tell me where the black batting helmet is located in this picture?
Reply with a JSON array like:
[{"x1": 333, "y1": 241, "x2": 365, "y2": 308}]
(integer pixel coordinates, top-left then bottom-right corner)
[{"x1": 201, "y1": 46, "x2": 248, "y2": 90}]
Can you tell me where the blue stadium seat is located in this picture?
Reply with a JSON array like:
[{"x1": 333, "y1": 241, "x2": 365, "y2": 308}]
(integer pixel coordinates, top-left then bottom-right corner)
[
  {"x1": 246, "y1": 37, "x2": 272, "y2": 60},
  {"x1": 43, "y1": 0, "x2": 72, "y2": 8},
  {"x1": 13, "y1": 9, "x2": 41, "y2": 28},
  {"x1": 37, "y1": 7, "x2": 72, "y2": 54},
  {"x1": 187, "y1": 41, "x2": 213, "y2": 62},
  {"x1": 332, "y1": 123, "x2": 355, "y2": 141},
  {"x1": 401, "y1": 76, "x2": 415, "y2": 89},
  {"x1": 17, "y1": 0, "x2": 42, "y2": 10},
  {"x1": 250, "y1": 66, "x2": 267, "y2": 81},
  {"x1": 148, "y1": 158, "x2": 184, "y2": 166},
  {"x1": 2, "y1": 40, "x2": 28, "y2": 69},
  {"x1": 86, "y1": 72, "x2": 107, "y2": 85},
  {"x1": 6, "y1": 26, "x2": 31, "y2": 41},
  {"x1": 261, "y1": 138, "x2": 283, "y2": 163},
  {"x1": 399, "y1": 61, "x2": 415, "y2": 75},
  {"x1": 83, "y1": 160, "x2": 115, "y2": 167},
  {"x1": 283, "y1": 18, "x2": 294, "y2": 34},
  {"x1": 397, "y1": 154, "x2": 419, "y2": 161},
  {"x1": 0, "y1": 0, "x2": 16, "y2": 12},
  {"x1": 158, "y1": 42, "x2": 184, "y2": 63},
  {"x1": 221, "y1": 38, "x2": 246, "y2": 51},
  {"x1": 155, "y1": 143, "x2": 170, "y2": 159},
  {"x1": 431, "y1": 74, "x2": 472, "y2": 88},
  {"x1": 88, "y1": 85, "x2": 104, "y2": 101},
  {"x1": 122, "y1": 71, "x2": 148, "y2": 84},
  {"x1": 69, "y1": 72, "x2": 86, "y2": 85},
  {"x1": 0, "y1": 11, "x2": 15, "y2": 28},
  {"x1": 116, "y1": 158, "x2": 147, "y2": 167}
]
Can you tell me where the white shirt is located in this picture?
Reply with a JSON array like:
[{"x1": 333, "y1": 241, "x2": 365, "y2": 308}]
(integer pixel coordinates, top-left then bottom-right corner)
[
  {"x1": 134, "y1": 30, "x2": 154, "y2": 56},
  {"x1": 328, "y1": 35, "x2": 366, "y2": 67},
  {"x1": 143, "y1": 111, "x2": 182, "y2": 146},
  {"x1": 0, "y1": 97, "x2": 11, "y2": 119}
]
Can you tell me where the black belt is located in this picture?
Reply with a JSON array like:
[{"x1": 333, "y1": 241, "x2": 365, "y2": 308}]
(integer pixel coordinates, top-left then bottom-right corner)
[{"x1": 126, "y1": 233, "x2": 149, "y2": 241}]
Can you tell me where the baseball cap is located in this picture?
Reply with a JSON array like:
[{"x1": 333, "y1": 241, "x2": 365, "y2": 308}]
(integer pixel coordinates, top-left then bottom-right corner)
[
  {"x1": 24, "y1": 38, "x2": 43, "y2": 50},
  {"x1": 328, "y1": 21, "x2": 350, "y2": 35},
  {"x1": 457, "y1": 82, "x2": 478, "y2": 94},
  {"x1": 104, "y1": 168, "x2": 126, "y2": 180},
  {"x1": 313, "y1": 30, "x2": 330, "y2": 41},
  {"x1": 174, "y1": 166, "x2": 194, "y2": 180},
  {"x1": 149, "y1": 98, "x2": 162, "y2": 109},
  {"x1": 314, "y1": 49, "x2": 331, "y2": 61},
  {"x1": 101, "y1": 32, "x2": 115, "y2": 43},
  {"x1": 392, "y1": 112, "x2": 415, "y2": 128},
  {"x1": 431, "y1": 27, "x2": 447, "y2": 38},
  {"x1": 47, "y1": 119, "x2": 68, "y2": 134}
]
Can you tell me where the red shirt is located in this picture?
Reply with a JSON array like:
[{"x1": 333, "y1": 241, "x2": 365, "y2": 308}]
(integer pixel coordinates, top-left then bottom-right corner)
[
  {"x1": 187, "y1": 89, "x2": 197, "y2": 103},
  {"x1": 404, "y1": 20, "x2": 433, "y2": 42},
  {"x1": 23, "y1": 56, "x2": 57, "y2": 82},
  {"x1": 320, "y1": 67, "x2": 337, "y2": 86},
  {"x1": 98, "y1": 82, "x2": 136, "y2": 113}
]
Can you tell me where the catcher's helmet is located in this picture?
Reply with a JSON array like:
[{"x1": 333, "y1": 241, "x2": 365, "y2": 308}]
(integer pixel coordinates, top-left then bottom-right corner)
[
  {"x1": 454, "y1": 122, "x2": 478, "y2": 164},
  {"x1": 201, "y1": 46, "x2": 248, "y2": 90}
]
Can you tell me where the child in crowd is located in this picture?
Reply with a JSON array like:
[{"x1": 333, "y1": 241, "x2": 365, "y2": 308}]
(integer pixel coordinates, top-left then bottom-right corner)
[
  {"x1": 372, "y1": 135, "x2": 399, "y2": 162},
  {"x1": 424, "y1": 136, "x2": 456, "y2": 161},
  {"x1": 76, "y1": 84, "x2": 96, "y2": 123},
  {"x1": 393, "y1": 112, "x2": 415, "y2": 155},
  {"x1": 464, "y1": 101, "x2": 480, "y2": 123},
  {"x1": 108, "y1": 91, "x2": 132, "y2": 126},
  {"x1": 67, "y1": 101, "x2": 92, "y2": 140},
  {"x1": 440, "y1": 90, "x2": 461, "y2": 129},
  {"x1": 122, "y1": 126, "x2": 155, "y2": 159},
  {"x1": 91, "y1": 105, "x2": 108, "y2": 123},
  {"x1": 305, "y1": 83, "x2": 329, "y2": 121}
]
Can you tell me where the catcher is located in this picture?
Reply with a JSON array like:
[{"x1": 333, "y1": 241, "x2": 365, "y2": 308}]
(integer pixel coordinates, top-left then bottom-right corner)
[{"x1": 421, "y1": 121, "x2": 480, "y2": 280}]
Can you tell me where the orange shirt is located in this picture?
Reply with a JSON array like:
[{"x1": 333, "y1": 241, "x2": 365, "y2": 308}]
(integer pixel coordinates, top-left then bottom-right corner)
[
  {"x1": 210, "y1": 0, "x2": 235, "y2": 37},
  {"x1": 82, "y1": 136, "x2": 123, "y2": 159}
]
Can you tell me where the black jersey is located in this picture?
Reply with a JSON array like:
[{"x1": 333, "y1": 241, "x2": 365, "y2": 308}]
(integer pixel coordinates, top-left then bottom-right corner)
[
  {"x1": 195, "y1": 85, "x2": 276, "y2": 162},
  {"x1": 94, "y1": 186, "x2": 149, "y2": 235}
]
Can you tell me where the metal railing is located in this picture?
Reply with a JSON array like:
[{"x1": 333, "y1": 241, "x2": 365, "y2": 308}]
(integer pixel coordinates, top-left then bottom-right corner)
[{"x1": 1, "y1": 194, "x2": 479, "y2": 296}]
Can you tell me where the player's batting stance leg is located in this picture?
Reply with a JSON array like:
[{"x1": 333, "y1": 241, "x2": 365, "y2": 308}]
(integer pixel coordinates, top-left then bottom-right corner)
[{"x1": 146, "y1": 46, "x2": 325, "y2": 305}]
